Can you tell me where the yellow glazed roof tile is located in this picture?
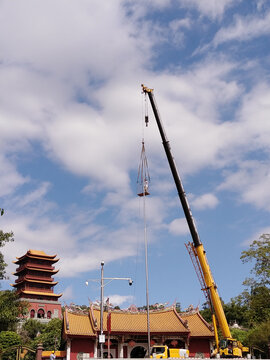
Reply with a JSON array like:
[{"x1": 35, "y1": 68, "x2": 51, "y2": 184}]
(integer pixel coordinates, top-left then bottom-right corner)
[
  {"x1": 15, "y1": 249, "x2": 58, "y2": 262},
  {"x1": 181, "y1": 311, "x2": 214, "y2": 337},
  {"x1": 63, "y1": 307, "x2": 213, "y2": 338},
  {"x1": 64, "y1": 307, "x2": 189, "y2": 336},
  {"x1": 21, "y1": 290, "x2": 62, "y2": 297},
  {"x1": 28, "y1": 250, "x2": 47, "y2": 256},
  {"x1": 65, "y1": 311, "x2": 96, "y2": 336},
  {"x1": 11, "y1": 279, "x2": 58, "y2": 286},
  {"x1": 93, "y1": 307, "x2": 189, "y2": 333}
]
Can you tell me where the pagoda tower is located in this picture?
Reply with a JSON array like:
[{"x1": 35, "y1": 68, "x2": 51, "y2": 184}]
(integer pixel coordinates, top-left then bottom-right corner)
[{"x1": 12, "y1": 249, "x2": 62, "y2": 321}]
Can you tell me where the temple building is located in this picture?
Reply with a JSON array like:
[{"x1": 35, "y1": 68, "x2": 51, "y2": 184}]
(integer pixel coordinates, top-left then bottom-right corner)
[
  {"x1": 62, "y1": 305, "x2": 214, "y2": 359},
  {"x1": 11, "y1": 249, "x2": 62, "y2": 322}
]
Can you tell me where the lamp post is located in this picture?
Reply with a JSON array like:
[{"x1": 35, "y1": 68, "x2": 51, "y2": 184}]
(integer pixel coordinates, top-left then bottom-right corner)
[
  {"x1": 86, "y1": 261, "x2": 133, "y2": 359},
  {"x1": 100, "y1": 261, "x2": 105, "y2": 358}
]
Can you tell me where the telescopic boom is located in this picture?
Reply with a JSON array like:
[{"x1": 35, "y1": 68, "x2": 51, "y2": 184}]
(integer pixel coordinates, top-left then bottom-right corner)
[{"x1": 141, "y1": 84, "x2": 232, "y2": 340}]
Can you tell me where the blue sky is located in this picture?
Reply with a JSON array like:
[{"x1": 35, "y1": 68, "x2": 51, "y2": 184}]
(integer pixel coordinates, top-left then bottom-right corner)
[{"x1": 1, "y1": 0, "x2": 270, "y2": 311}]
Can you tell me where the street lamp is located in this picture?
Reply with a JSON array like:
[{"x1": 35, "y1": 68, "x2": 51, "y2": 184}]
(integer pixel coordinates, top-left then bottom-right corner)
[{"x1": 86, "y1": 261, "x2": 133, "y2": 359}]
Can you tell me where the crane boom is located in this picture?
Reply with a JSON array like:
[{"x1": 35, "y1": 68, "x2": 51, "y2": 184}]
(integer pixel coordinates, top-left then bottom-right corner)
[{"x1": 141, "y1": 84, "x2": 231, "y2": 339}]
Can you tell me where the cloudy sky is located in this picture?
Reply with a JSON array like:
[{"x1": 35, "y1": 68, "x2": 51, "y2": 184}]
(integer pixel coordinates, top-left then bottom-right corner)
[{"x1": 1, "y1": 0, "x2": 270, "y2": 310}]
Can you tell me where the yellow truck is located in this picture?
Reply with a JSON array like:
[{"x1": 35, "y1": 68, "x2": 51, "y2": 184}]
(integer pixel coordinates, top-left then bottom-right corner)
[{"x1": 150, "y1": 345, "x2": 189, "y2": 359}]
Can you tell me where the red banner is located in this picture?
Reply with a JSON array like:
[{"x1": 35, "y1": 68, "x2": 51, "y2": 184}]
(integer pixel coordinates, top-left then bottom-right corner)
[{"x1": 107, "y1": 312, "x2": 111, "y2": 333}]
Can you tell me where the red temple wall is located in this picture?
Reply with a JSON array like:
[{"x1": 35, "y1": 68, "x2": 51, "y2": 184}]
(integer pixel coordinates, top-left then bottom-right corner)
[
  {"x1": 28, "y1": 301, "x2": 62, "y2": 319},
  {"x1": 70, "y1": 339, "x2": 95, "y2": 360},
  {"x1": 188, "y1": 338, "x2": 211, "y2": 358}
]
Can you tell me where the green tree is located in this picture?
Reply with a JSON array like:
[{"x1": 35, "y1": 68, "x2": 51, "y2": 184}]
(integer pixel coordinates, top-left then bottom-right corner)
[
  {"x1": 31, "y1": 318, "x2": 62, "y2": 351},
  {"x1": 0, "y1": 229, "x2": 14, "y2": 280},
  {"x1": 247, "y1": 319, "x2": 270, "y2": 358},
  {"x1": 241, "y1": 234, "x2": 270, "y2": 287},
  {"x1": 0, "y1": 290, "x2": 29, "y2": 331},
  {"x1": 223, "y1": 296, "x2": 249, "y2": 327},
  {"x1": 199, "y1": 302, "x2": 212, "y2": 323},
  {"x1": 247, "y1": 286, "x2": 270, "y2": 326},
  {"x1": 175, "y1": 302, "x2": 181, "y2": 313},
  {"x1": 0, "y1": 208, "x2": 14, "y2": 280},
  {"x1": 230, "y1": 328, "x2": 249, "y2": 345},
  {"x1": 20, "y1": 319, "x2": 45, "y2": 343},
  {"x1": 239, "y1": 234, "x2": 270, "y2": 327},
  {"x1": 0, "y1": 331, "x2": 22, "y2": 360}
]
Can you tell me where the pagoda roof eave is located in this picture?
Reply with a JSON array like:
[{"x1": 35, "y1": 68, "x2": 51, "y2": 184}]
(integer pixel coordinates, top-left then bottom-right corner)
[
  {"x1": 14, "y1": 256, "x2": 59, "y2": 264},
  {"x1": 15, "y1": 250, "x2": 58, "y2": 262},
  {"x1": 11, "y1": 279, "x2": 58, "y2": 286},
  {"x1": 13, "y1": 267, "x2": 59, "y2": 274},
  {"x1": 19, "y1": 290, "x2": 62, "y2": 298}
]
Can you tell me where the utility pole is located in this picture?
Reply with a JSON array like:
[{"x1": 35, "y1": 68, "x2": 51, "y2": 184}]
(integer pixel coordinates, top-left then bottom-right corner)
[{"x1": 86, "y1": 262, "x2": 133, "y2": 359}]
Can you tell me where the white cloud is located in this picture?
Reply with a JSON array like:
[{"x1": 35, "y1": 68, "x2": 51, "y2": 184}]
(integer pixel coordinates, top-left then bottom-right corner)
[
  {"x1": 168, "y1": 218, "x2": 189, "y2": 236},
  {"x1": 237, "y1": 83, "x2": 270, "y2": 149},
  {"x1": 243, "y1": 227, "x2": 270, "y2": 246},
  {"x1": 0, "y1": 1, "x2": 151, "y2": 79},
  {"x1": 216, "y1": 82, "x2": 270, "y2": 210},
  {"x1": 218, "y1": 161, "x2": 270, "y2": 211},
  {"x1": 0, "y1": 0, "x2": 270, "y2": 311},
  {"x1": 0, "y1": 155, "x2": 28, "y2": 197},
  {"x1": 176, "y1": 0, "x2": 237, "y2": 19},
  {"x1": 107, "y1": 294, "x2": 134, "y2": 307},
  {"x1": 61, "y1": 285, "x2": 74, "y2": 302},
  {"x1": 15, "y1": 182, "x2": 51, "y2": 207},
  {"x1": 213, "y1": 11, "x2": 270, "y2": 46},
  {"x1": 169, "y1": 18, "x2": 191, "y2": 32},
  {"x1": 191, "y1": 193, "x2": 219, "y2": 210}
]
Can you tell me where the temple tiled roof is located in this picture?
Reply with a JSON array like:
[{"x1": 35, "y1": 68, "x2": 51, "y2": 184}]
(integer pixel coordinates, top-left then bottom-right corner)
[
  {"x1": 63, "y1": 307, "x2": 191, "y2": 337},
  {"x1": 64, "y1": 311, "x2": 96, "y2": 336},
  {"x1": 93, "y1": 307, "x2": 189, "y2": 334},
  {"x1": 181, "y1": 311, "x2": 214, "y2": 338}
]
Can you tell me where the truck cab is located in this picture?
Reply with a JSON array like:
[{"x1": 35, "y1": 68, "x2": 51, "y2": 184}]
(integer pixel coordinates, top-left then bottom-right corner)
[{"x1": 150, "y1": 345, "x2": 189, "y2": 359}]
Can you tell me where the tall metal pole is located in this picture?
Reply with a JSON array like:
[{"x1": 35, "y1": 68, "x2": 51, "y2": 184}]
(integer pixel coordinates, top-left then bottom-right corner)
[
  {"x1": 143, "y1": 190, "x2": 151, "y2": 357},
  {"x1": 100, "y1": 261, "x2": 104, "y2": 359},
  {"x1": 86, "y1": 264, "x2": 133, "y2": 358}
]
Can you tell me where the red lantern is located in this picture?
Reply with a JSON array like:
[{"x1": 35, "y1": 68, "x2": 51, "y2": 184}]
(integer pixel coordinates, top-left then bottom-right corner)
[
  {"x1": 150, "y1": 340, "x2": 156, "y2": 346},
  {"x1": 105, "y1": 340, "x2": 112, "y2": 346},
  {"x1": 171, "y1": 340, "x2": 178, "y2": 347},
  {"x1": 128, "y1": 340, "x2": 136, "y2": 347}
]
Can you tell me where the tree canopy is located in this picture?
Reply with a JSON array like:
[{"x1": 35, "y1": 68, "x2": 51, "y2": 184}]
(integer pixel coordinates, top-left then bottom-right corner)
[
  {"x1": 31, "y1": 318, "x2": 62, "y2": 351},
  {"x1": 0, "y1": 331, "x2": 22, "y2": 360},
  {"x1": 0, "y1": 208, "x2": 14, "y2": 280},
  {"x1": 241, "y1": 233, "x2": 270, "y2": 287},
  {"x1": 0, "y1": 290, "x2": 29, "y2": 331}
]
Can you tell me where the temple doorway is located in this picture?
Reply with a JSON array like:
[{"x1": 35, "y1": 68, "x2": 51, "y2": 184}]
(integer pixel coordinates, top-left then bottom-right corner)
[{"x1": 130, "y1": 346, "x2": 147, "y2": 358}]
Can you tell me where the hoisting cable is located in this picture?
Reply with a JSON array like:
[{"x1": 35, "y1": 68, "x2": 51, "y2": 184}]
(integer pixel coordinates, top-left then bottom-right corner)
[
  {"x1": 137, "y1": 98, "x2": 151, "y2": 356},
  {"x1": 133, "y1": 92, "x2": 150, "y2": 312},
  {"x1": 137, "y1": 141, "x2": 150, "y2": 197}
]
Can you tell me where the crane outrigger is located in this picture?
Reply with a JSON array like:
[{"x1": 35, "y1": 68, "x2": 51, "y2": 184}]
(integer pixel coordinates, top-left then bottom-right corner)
[{"x1": 141, "y1": 84, "x2": 249, "y2": 358}]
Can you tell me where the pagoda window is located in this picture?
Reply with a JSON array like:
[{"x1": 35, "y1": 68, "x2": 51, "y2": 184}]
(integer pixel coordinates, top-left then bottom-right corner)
[
  {"x1": 37, "y1": 309, "x2": 45, "y2": 318},
  {"x1": 30, "y1": 309, "x2": 35, "y2": 318},
  {"x1": 47, "y1": 311, "x2": 52, "y2": 319}
]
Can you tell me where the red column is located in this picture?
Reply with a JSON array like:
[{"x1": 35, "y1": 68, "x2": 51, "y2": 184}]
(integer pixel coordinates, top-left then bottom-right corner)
[{"x1": 36, "y1": 343, "x2": 43, "y2": 360}]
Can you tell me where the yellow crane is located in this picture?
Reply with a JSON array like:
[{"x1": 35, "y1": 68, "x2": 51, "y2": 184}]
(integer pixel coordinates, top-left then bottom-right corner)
[{"x1": 142, "y1": 84, "x2": 249, "y2": 358}]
